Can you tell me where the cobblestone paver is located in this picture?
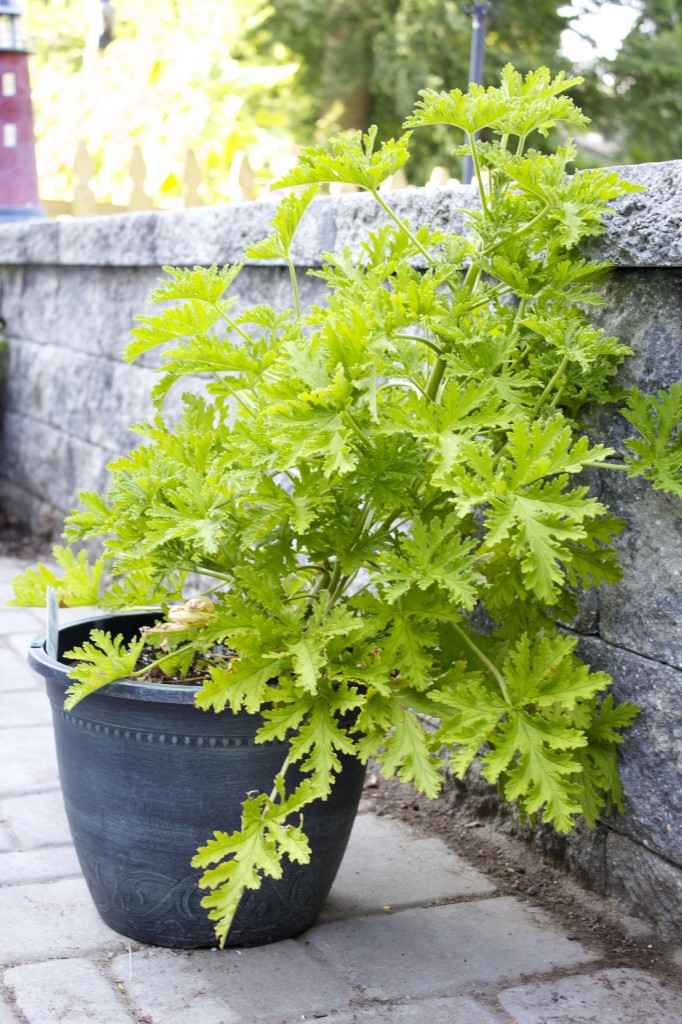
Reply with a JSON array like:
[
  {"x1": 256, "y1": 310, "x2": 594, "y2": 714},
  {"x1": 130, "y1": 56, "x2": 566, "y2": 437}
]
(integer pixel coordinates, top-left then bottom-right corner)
[{"x1": 1, "y1": 556, "x2": 681, "y2": 1024}]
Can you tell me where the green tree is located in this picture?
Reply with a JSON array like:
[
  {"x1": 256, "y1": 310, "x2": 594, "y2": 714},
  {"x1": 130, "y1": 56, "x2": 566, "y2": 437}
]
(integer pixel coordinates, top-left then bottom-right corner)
[
  {"x1": 242, "y1": 0, "x2": 576, "y2": 181},
  {"x1": 25, "y1": 0, "x2": 298, "y2": 206},
  {"x1": 604, "y1": 0, "x2": 682, "y2": 163}
]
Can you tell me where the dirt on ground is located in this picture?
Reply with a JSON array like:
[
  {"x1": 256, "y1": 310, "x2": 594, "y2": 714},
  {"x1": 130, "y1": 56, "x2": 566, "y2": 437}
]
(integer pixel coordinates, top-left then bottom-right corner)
[
  {"x1": 0, "y1": 513, "x2": 53, "y2": 562},
  {"x1": 361, "y1": 768, "x2": 682, "y2": 991}
]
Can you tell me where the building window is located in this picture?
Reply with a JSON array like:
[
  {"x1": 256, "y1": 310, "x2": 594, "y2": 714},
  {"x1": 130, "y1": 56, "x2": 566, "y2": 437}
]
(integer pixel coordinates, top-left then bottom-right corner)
[
  {"x1": 3, "y1": 123, "x2": 17, "y2": 147},
  {"x1": 1, "y1": 71, "x2": 16, "y2": 97}
]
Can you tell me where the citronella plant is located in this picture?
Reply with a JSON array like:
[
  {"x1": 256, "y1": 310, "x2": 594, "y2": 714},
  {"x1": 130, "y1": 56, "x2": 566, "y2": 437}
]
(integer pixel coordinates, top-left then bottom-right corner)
[{"x1": 12, "y1": 67, "x2": 682, "y2": 946}]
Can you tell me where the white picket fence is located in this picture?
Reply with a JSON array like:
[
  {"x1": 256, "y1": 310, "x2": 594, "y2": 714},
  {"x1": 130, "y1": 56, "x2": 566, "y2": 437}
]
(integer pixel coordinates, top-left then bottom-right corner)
[{"x1": 41, "y1": 143, "x2": 457, "y2": 217}]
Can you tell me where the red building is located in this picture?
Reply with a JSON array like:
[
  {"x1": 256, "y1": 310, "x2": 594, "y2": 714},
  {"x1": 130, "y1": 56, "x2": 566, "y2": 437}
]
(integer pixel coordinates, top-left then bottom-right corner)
[{"x1": 0, "y1": 0, "x2": 42, "y2": 220}]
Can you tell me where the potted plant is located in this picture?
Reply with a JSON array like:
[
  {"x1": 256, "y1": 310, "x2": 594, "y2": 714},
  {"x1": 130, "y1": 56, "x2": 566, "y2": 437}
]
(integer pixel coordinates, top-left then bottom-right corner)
[{"x1": 12, "y1": 66, "x2": 682, "y2": 949}]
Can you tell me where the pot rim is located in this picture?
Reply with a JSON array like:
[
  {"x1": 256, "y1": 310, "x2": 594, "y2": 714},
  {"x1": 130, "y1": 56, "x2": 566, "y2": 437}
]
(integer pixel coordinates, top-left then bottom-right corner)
[{"x1": 28, "y1": 610, "x2": 203, "y2": 705}]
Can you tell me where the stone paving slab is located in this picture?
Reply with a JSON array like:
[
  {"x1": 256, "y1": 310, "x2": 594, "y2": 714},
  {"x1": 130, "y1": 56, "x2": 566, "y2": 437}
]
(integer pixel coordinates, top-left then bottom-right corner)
[
  {"x1": 5, "y1": 632, "x2": 45, "y2": 661},
  {"x1": 0, "y1": 557, "x2": 44, "y2": 580},
  {"x1": 305, "y1": 897, "x2": 597, "y2": 1001},
  {"x1": 0, "y1": 845, "x2": 81, "y2": 885},
  {"x1": 5, "y1": 958, "x2": 136, "y2": 1024},
  {"x1": 497, "y1": 967, "x2": 682, "y2": 1023},
  {"x1": 0, "y1": 580, "x2": 20, "y2": 602},
  {"x1": 0, "y1": 827, "x2": 13, "y2": 853},
  {"x1": 0, "y1": 726, "x2": 59, "y2": 797},
  {"x1": 328, "y1": 997, "x2": 505, "y2": 1024},
  {"x1": 1, "y1": 690, "x2": 52, "y2": 727},
  {"x1": 111, "y1": 945, "x2": 355, "y2": 1024},
  {"x1": 0, "y1": 789, "x2": 71, "y2": 848},
  {"x1": 320, "y1": 814, "x2": 495, "y2": 922},
  {"x1": 0, "y1": 877, "x2": 127, "y2": 964},
  {"x1": 0, "y1": 997, "x2": 19, "y2": 1024},
  {"x1": 0, "y1": 608, "x2": 46, "y2": 635},
  {"x1": 0, "y1": 648, "x2": 42, "y2": 692}
]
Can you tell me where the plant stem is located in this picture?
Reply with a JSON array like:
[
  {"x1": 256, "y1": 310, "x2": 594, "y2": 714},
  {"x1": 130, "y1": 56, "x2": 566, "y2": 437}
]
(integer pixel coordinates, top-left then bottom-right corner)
[
  {"x1": 184, "y1": 565, "x2": 234, "y2": 583},
  {"x1": 269, "y1": 756, "x2": 291, "y2": 804},
  {"x1": 466, "y1": 283, "x2": 512, "y2": 312},
  {"x1": 468, "y1": 134, "x2": 489, "y2": 219},
  {"x1": 451, "y1": 622, "x2": 511, "y2": 704},
  {"x1": 344, "y1": 410, "x2": 373, "y2": 448},
  {"x1": 424, "y1": 355, "x2": 448, "y2": 402},
  {"x1": 462, "y1": 260, "x2": 482, "y2": 294},
  {"x1": 213, "y1": 375, "x2": 256, "y2": 416},
  {"x1": 322, "y1": 501, "x2": 373, "y2": 614},
  {"x1": 287, "y1": 256, "x2": 302, "y2": 319},
  {"x1": 533, "y1": 353, "x2": 570, "y2": 415},
  {"x1": 482, "y1": 202, "x2": 551, "y2": 259},
  {"x1": 306, "y1": 567, "x2": 331, "y2": 610},
  {"x1": 370, "y1": 188, "x2": 433, "y2": 264},
  {"x1": 350, "y1": 501, "x2": 374, "y2": 549},
  {"x1": 220, "y1": 312, "x2": 252, "y2": 346},
  {"x1": 396, "y1": 334, "x2": 445, "y2": 357}
]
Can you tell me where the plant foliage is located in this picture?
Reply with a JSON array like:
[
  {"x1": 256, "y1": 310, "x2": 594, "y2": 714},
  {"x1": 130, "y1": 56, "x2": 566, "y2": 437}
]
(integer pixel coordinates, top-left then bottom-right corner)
[{"x1": 15, "y1": 66, "x2": 679, "y2": 946}]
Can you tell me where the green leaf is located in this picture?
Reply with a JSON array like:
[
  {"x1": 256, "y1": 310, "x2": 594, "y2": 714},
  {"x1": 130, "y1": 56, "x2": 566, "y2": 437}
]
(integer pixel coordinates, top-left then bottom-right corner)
[
  {"x1": 523, "y1": 312, "x2": 630, "y2": 373},
  {"x1": 498, "y1": 731, "x2": 584, "y2": 833},
  {"x1": 196, "y1": 658, "x2": 285, "y2": 714},
  {"x1": 148, "y1": 264, "x2": 243, "y2": 305},
  {"x1": 436, "y1": 631, "x2": 635, "y2": 832},
  {"x1": 406, "y1": 67, "x2": 588, "y2": 141},
  {"x1": 274, "y1": 126, "x2": 412, "y2": 192},
  {"x1": 245, "y1": 186, "x2": 319, "y2": 261},
  {"x1": 288, "y1": 700, "x2": 358, "y2": 789},
  {"x1": 192, "y1": 796, "x2": 284, "y2": 946},
  {"x1": 288, "y1": 636, "x2": 325, "y2": 694},
  {"x1": 377, "y1": 703, "x2": 443, "y2": 798},
  {"x1": 9, "y1": 547, "x2": 105, "y2": 608},
  {"x1": 124, "y1": 264, "x2": 243, "y2": 362},
  {"x1": 376, "y1": 514, "x2": 482, "y2": 609},
  {"x1": 382, "y1": 609, "x2": 437, "y2": 691},
  {"x1": 62, "y1": 630, "x2": 146, "y2": 709},
  {"x1": 623, "y1": 384, "x2": 682, "y2": 496},
  {"x1": 405, "y1": 84, "x2": 508, "y2": 136}
]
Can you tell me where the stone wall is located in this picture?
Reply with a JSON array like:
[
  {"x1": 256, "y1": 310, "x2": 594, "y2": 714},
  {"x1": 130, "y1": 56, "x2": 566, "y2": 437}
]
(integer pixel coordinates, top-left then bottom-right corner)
[{"x1": 0, "y1": 161, "x2": 681, "y2": 937}]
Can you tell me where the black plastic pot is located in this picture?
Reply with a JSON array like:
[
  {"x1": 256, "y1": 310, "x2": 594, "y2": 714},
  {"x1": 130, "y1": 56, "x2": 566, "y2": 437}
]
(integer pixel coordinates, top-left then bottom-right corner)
[{"x1": 29, "y1": 612, "x2": 366, "y2": 949}]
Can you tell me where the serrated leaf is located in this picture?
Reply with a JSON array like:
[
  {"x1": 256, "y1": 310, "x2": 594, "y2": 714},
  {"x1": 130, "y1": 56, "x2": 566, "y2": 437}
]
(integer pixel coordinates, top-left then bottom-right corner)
[
  {"x1": 148, "y1": 264, "x2": 243, "y2": 305},
  {"x1": 376, "y1": 514, "x2": 482, "y2": 608},
  {"x1": 245, "y1": 186, "x2": 319, "y2": 261},
  {"x1": 288, "y1": 701, "x2": 358, "y2": 788},
  {"x1": 377, "y1": 704, "x2": 443, "y2": 798},
  {"x1": 9, "y1": 547, "x2": 105, "y2": 608},
  {"x1": 503, "y1": 632, "x2": 610, "y2": 708},
  {"x1": 63, "y1": 630, "x2": 146, "y2": 709},
  {"x1": 405, "y1": 84, "x2": 508, "y2": 136},
  {"x1": 623, "y1": 384, "x2": 682, "y2": 496},
  {"x1": 288, "y1": 636, "x2": 325, "y2": 694},
  {"x1": 274, "y1": 127, "x2": 412, "y2": 192},
  {"x1": 383, "y1": 610, "x2": 437, "y2": 690},
  {"x1": 196, "y1": 658, "x2": 284, "y2": 714}
]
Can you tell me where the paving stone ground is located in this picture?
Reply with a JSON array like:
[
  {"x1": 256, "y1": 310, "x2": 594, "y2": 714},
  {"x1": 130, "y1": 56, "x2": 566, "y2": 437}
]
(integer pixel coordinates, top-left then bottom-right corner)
[{"x1": 0, "y1": 555, "x2": 681, "y2": 1024}]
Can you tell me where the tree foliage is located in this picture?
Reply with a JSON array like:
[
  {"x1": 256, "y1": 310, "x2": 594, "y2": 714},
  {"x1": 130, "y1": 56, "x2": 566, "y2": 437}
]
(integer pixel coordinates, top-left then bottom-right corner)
[
  {"x1": 25, "y1": 0, "x2": 298, "y2": 205},
  {"x1": 242, "y1": 0, "x2": 576, "y2": 179},
  {"x1": 604, "y1": 0, "x2": 682, "y2": 164}
]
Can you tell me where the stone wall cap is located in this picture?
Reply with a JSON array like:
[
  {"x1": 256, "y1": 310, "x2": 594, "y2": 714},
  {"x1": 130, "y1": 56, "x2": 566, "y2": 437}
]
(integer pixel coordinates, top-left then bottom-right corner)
[
  {"x1": 585, "y1": 159, "x2": 682, "y2": 268},
  {"x1": 0, "y1": 159, "x2": 679, "y2": 269}
]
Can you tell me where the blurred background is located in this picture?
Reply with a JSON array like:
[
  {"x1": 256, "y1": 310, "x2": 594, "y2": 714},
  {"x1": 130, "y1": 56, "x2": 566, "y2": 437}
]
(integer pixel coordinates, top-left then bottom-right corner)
[{"x1": 21, "y1": 0, "x2": 682, "y2": 213}]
